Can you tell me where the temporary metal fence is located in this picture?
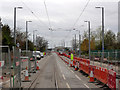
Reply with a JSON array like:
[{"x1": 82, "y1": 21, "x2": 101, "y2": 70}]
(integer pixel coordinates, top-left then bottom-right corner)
[
  {"x1": 20, "y1": 50, "x2": 35, "y2": 73},
  {"x1": 12, "y1": 49, "x2": 36, "y2": 88},
  {"x1": 0, "y1": 46, "x2": 12, "y2": 88},
  {"x1": 13, "y1": 47, "x2": 21, "y2": 88}
]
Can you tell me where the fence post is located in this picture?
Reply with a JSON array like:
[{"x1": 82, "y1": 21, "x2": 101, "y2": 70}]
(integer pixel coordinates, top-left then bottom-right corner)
[
  {"x1": 107, "y1": 52, "x2": 110, "y2": 70},
  {"x1": 8, "y1": 47, "x2": 12, "y2": 88},
  {"x1": 34, "y1": 51, "x2": 37, "y2": 72},
  {"x1": 19, "y1": 49, "x2": 21, "y2": 87}
]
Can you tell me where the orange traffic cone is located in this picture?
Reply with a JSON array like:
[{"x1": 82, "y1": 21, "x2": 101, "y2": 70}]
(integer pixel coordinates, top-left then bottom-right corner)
[
  {"x1": 75, "y1": 65, "x2": 77, "y2": 71},
  {"x1": 36, "y1": 61, "x2": 40, "y2": 70},
  {"x1": 24, "y1": 66, "x2": 30, "y2": 82},
  {"x1": 89, "y1": 70, "x2": 94, "y2": 82}
]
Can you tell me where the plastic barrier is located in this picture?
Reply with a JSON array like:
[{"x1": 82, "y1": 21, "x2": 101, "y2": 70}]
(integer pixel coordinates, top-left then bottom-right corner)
[
  {"x1": 16, "y1": 61, "x2": 19, "y2": 66},
  {"x1": 94, "y1": 66, "x2": 108, "y2": 84},
  {"x1": 100, "y1": 68, "x2": 108, "y2": 84},
  {"x1": 108, "y1": 70, "x2": 116, "y2": 89},
  {"x1": 0, "y1": 61, "x2": 4, "y2": 67},
  {"x1": 78, "y1": 59, "x2": 90, "y2": 75},
  {"x1": 58, "y1": 52, "x2": 117, "y2": 89},
  {"x1": 94, "y1": 66, "x2": 99, "y2": 80}
]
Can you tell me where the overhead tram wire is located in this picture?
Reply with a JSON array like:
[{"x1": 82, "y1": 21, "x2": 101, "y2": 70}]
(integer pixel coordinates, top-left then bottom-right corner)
[
  {"x1": 44, "y1": 0, "x2": 52, "y2": 31},
  {"x1": 20, "y1": 1, "x2": 49, "y2": 29},
  {"x1": 64, "y1": 0, "x2": 90, "y2": 40},
  {"x1": 71, "y1": 0, "x2": 90, "y2": 29}
]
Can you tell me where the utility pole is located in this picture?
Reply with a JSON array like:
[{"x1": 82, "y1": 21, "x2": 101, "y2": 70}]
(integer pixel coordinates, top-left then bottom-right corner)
[
  {"x1": 33, "y1": 30, "x2": 37, "y2": 46},
  {"x1": 102, "y1": 7, "x2": 104, "y2": 66},
  {"x1": 79, "y1": 31, "x2": 81, "y2": 57},
  {"x1": 0, "y1": 18, "x2": 3, "y2": 61},
  {"x1": 75, "y1": 34, "x2": 77, "y2": 55},
  {"x1": 85, "y1": 21, "x2": 91, "y2": 62},
  {"x1": 95, "y1": 7, "x2": 105, "y2": 66},
  {"x1": 13, "y1": 7, "x2": 22, "y2": 88},
  {"x1": 14, "y1": 7, "x2": 16, "y2": 45},
  {"x1": 0, "y1": 18, "x2": 2, "y2": 45},
  {"x1": 14, "y1": 7, "x2": 23, "y2": 46},
  {"x1": 26, "y1": 21, "x2": 32, "y2": 52},
  {"x1": 26, "y1": 21, "x2": 28, "y2": 52}
]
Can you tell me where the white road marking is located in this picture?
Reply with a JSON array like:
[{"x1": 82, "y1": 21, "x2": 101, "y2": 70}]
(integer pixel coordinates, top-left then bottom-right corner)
[
  {"x1": 84, "y1": 84, "x2": 89, "y2": 88},
  {"x1": 70, "y1": 70, "x2": 74, "y2": 73},
  {"x1": 75, "y1": 74, "x2": 81, "y2": 80},
  {"x1": 66, "y1": 82, "x2": 70, "y2": 88},
  {"x1": 62, "y1": 74, "x2": 66, "y2": 80}
]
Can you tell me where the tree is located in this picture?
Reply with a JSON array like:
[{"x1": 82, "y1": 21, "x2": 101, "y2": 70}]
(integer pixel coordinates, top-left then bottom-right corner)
[
  {"x1": 28, "y1": 40, "x2": 34, "y2": 51},
  {"x1": 2, "y1": 25, "x2": 14, "y2": 49},
  {"x1": 16, "y1": 30, "x2": 26, "y2": 50},
  {"x1": 117, "y1": 32, "x2": 120, "y2": 49},
  {"x1": 81, "y1": 39, "x2": 89, "y2": 52},
  {"x1": 104, "y1": 30, "x2": 116, "y2": 50},
  {"x1": 90, "y1": 37, "x2": 96, "y2": 50},
  {"x1": 36, "y1": 36, "x2": 48, "y2": 52}
]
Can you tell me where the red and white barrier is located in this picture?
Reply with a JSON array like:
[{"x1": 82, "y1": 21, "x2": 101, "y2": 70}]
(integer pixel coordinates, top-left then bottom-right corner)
[
  {"x1": 57, "y1": 52, "x2": 117, "y2": 90},
  {"x1": 16, "y1": 61, "x2": 19, "y2": 66},
  {"x1": 0, "y1": 61, "x2": 4, "y2": 67},
  {"x1": 22, "y1": 59, "x2": 28, "y2": 62},
  {"x1": 108, "y1": 70, "x2": 116, "y2": 89}
]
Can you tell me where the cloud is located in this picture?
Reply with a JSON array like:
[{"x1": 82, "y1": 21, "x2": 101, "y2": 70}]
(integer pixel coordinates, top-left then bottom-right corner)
[{"x1": 0, "y1": 0, "x2": 118, "y2": 48}]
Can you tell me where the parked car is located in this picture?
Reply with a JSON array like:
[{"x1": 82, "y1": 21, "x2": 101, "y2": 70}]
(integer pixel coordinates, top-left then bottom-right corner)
[{"x1": 33, "y1": 51, "x2": 41, "y2": 60}]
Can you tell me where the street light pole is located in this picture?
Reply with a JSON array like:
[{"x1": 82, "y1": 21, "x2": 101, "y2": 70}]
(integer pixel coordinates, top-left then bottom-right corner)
[
  {"x1": 14, "y1": 7, "x2": 16, "y2": 45},
  {"x1": 79, "y1": 31, "x2": 81, "y2": 57},
  {"x1": 75, "y1": 34, "x2": 77, "y2": 55},
  {"x1": 26, "y1": 21, "x2": 32, "y2": 52},
  {"x1": 33, "y1": 30, "x2": 37, "y2": 46},
  {"x1": 95, "y1": 7, "x2": 104, "y2": 66},
  {"x1": 14, "y1": 7, "x2": 23, "y2": 45},
  {"x1": 13, "y1": 6, "x2": 22, "y2": 88},
  {"x1": 85, "y1": 21, "x2": 91, "y2": 62}
]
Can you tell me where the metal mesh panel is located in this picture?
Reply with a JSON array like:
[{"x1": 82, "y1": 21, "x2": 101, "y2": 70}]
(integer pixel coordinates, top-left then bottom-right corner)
[{"x1": 0, "y1": 46, "x2": 12, "y2": 88}]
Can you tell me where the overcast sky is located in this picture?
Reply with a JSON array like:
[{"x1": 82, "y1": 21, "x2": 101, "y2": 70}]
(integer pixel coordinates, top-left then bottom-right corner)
[{"x1": 0, "y1": 0, "x2": 119, "y2": 48}]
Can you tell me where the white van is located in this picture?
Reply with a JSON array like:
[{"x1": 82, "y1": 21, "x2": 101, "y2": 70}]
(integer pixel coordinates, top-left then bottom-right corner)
[{"x1": 33, "y1": 51, "x2": 41, "y2": 60}]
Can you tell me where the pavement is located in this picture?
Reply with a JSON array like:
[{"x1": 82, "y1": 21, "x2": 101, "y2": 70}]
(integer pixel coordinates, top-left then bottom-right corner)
[
  {"x1": 21, "y1": 53, "x2": 109, "y2": 89},
  {"x1": 0, "y1": 53, "x2": 110, "y2": 89}
]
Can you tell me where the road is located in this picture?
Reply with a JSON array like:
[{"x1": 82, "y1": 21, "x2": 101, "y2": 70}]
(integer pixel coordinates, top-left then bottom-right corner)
[{"x1": 28, "y1": 53, "x2": 103, "y2": 89}]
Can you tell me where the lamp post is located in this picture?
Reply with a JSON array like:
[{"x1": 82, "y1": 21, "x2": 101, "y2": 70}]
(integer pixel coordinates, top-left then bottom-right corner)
[
  {"x1": 33, "y1": 30, "x2": 37, "y2": 46},
  {"x1": 26, "y1": 21, "x2": 32, "y2": 52},
  {"x1": 95, "y1": 7, "x2": 104, "y2": 66},
  {"x1": 84, "y1": 21, "x2": 91, "y2": 62},
  {"x1": 73, "y1": 26, "x2": 84, "y2": 57},
  {"x1": 14, "y1": 7, "x2": 23, "y2": 45},
  {"x1": 0, "y1": 18, "x2": 3, "y2": 46},
  {"x1": 13, "y1": 6, "x2": 23, "y2": 88}
]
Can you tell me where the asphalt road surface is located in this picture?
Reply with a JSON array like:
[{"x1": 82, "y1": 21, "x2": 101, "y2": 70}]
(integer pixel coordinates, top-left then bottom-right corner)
[{"x1": 29, "y1": 53, "x2": 106, "y2": 89}]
